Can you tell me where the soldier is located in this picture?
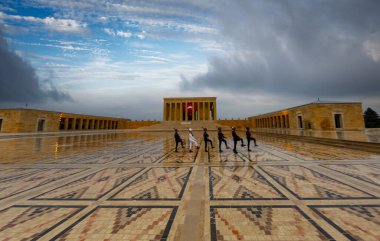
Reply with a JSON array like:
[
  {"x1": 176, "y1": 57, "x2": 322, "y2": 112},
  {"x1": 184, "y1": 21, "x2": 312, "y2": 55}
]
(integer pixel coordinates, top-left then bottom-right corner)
[
  {"x1": 174, "y1": 128, "x2": 184, "y2": 152},
  {"x1": 188, "y1": 128, "x2": 199, "y2": 152},
  {"x1": 203, "y1": 128, "x2": 214, "y2": 152},
  {"x1": 232, "y1": 127, "x2": 246, "y2": 154},
  {"x1": 246, "y1": 127, "x2": 258, "y2": 151},
  {"x1": 217, "y1": 127, "x2": 229, "y2": 152}
]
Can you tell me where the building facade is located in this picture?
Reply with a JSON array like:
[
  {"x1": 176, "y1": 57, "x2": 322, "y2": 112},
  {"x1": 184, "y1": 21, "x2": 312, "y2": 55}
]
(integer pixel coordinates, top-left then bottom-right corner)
[
  {"x1": 163, "y1": 97, "x2": 217, "y2": 121},
  {"x1": 248, "y1": 102, "x2": 365, "y2": 131},
  {"x1": 0, "y1": 108, "x2": 130, "y2": 133}
]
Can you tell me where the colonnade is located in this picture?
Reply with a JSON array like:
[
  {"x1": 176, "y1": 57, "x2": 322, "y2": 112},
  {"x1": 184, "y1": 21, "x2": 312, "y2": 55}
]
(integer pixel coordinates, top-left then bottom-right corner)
[
  {"x1": 255, "y1": 114, "x2": 290, "y2": 128},
  {"x1": 59, "y1": 117, "x2": 119, "y2": 131},
  {"x1": 163, "y1": 98, "x2": 217, "y2": 121}
]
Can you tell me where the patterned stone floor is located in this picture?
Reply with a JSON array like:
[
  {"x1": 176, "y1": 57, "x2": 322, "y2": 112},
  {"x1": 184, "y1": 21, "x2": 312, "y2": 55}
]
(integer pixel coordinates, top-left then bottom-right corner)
[{"x1": 0, "y1": 130, "x2": 380, "y2": 241}]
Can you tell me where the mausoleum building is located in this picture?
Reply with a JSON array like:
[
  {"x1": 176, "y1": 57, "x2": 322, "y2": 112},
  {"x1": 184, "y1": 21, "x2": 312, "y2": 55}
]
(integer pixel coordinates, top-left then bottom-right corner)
[{"x1": 163, "y1": 97, "x2": 217, "y2": 121}]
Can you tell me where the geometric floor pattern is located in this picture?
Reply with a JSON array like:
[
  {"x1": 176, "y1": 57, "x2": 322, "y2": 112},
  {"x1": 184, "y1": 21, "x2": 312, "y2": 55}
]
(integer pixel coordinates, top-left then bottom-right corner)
[
  {"x1": 209, "y1": 166, "x2": 286, "y2": 200},
  {"x1": 210, "y1": 206, "x2": 333, "y2": 241},
  {"x1": 32, "y1": 167, "x2": 145, "y2": 200},
  {"x1": 310, "y1": 205, "x2": 380, "y2": 241},
  {"x1": 0, "y1": 131, "x2": 380, "y2": 240},
  {"x1": 110, "y1": 167, "x2": 192, "y2": 200},
  {"x1": 0, "y1": 205, "x2": 84, "y2": 240},
  {"x1": 52, "y1": 206, "x2": 177, "y2": 241},
  {"x1": 260, "y1": 165, "x2": 375, "y2": 199}
]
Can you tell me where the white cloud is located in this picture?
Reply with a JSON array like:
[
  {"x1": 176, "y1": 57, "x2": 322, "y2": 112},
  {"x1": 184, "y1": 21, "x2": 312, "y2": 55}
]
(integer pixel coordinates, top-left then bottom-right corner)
[
  {"x1": 0, "y1": 12, "x2": 87, "y2": 32},
  {"x1": 104, "y1": 28, "x2": 132, "y2": 38},
  {"x1": 363, "y1": 34, "x2": 380, "y2": 62},
  {"x1": 116, "y1": 30, "x2": 132, "y2": 38},
  {"x1": 136, "y1": 31, "x2": 146, "y2": 40},
  {"x1": 104, "y1": 28, "x2": 115, "y2": 36}
]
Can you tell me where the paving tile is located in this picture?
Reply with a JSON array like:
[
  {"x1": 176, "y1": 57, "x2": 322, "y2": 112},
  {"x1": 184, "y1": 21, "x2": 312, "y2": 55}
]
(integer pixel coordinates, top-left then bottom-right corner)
[
  {"x1": 52, "y1": 206, "x2": 177, "y2": 241},
  {"x1": 239, "y1": 149, "x2": 286, "y2": 162},
  {"x1": 110, "y1": 167, "x2": 192, "y2": 200},
  {"x1": 0, "y1": 168, "x2": 86, "y2": 200},
  {"x1": 32, "y1": 167, "x2": 144, "y2": 200},
  {"x1": 311, "y1": 205, "x2": 380, "y2": 241},
  {"x1": 322, "y1": 164, "x2": 380, "y2": 187},
  {"x1": 0, "y1": 205, "x2": 84, "y2": 240},
  {"x1": 1, "y1": 132, "x2": 380, "y2": 240},
  {"x1": 210, "y1": 206, "x2": 333, "y2": 241},
  {"x1": 0, "y1": 168, "x2": 43, "y2": 181},
  {"x1": 260, "y1": 165, "x2": 375, "y2": 199},
  {"x1": 209, "y1": 166, "x2": 286, "y2": 200}
]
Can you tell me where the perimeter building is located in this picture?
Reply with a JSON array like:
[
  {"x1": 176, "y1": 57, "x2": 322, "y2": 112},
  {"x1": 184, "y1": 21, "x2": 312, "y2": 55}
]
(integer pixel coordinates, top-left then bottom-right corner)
[
  {"x1": 163, "y1": 97, "x2": 217, "y2": 121},
  {"x1": 249, "y1": 101, "x2": 365, "y2": 131},
  {"x1": 0, "y1": 108, "x2": 130, "y2": 133}
]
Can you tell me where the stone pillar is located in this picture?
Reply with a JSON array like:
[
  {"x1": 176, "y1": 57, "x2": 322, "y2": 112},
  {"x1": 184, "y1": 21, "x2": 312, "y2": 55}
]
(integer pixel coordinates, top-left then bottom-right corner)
[
  {"x1": 163, "y1": 102, "x2": 166, "y2": 121},
  {"x1": 64, "y1": 118, "x2": 69, "y2": 130},
  {"x1": 191, "y1": 102, "x2": 194, "y2": 121},
  {"x1": 202, "y1": 102, "x2": 205, "y2": 121},
  {"x1": 180, "y1": 102, "x2": 183, "y2": 121},
  {"x1": 185, "y1": 102, "x2": 188, "y2": 121},
  {"x1": 175, "y1": 103, "x2": 177, "y2": 121},
  {"x1": 206, "y1": 102, "x2": 210, "y2": 121},
  {"x1": 78, "y1": 119, "x2": 83, "y2": 130},
  {"x1": 213, "y1": 101, "x2": 217, "y2": 121},
  {"x1": 72, "y1": 118, "x2": 76, "y2": 130}
]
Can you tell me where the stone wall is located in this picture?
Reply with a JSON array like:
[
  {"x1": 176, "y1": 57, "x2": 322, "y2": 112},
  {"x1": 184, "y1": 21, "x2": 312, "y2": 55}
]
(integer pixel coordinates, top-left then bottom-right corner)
[
  {"x1": 0, "y1": 109, "x2": 130, "y2": 133},
  {"x1": 125, "y1": 121, "x2": 161, "y2": 129},
  {"x1": 217, "y1": 120, "x2": 249, "y2": 130},
  {"x1": 249, "y1": 102, "x2": 365, "y2": 131},
  {"x1": 0, "y1": 109, "x2": 59, "y2": 133}
]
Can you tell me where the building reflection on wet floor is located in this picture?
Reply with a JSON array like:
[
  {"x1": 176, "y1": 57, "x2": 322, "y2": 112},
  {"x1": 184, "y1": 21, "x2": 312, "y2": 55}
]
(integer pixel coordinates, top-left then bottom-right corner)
[{"x1": 0, "y1": 131, "x2": 379, "y2": 240}]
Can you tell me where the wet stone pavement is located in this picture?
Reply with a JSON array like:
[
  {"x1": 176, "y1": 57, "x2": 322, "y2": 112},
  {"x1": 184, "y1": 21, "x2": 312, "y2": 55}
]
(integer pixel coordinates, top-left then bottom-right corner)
[{"x1": 0, "y1": 131, "x2": 379, "y2": 241}]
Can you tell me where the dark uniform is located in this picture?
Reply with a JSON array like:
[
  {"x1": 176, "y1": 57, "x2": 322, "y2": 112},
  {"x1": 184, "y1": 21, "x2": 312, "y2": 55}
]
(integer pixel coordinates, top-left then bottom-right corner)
[
  {"x1": 203, "y1": 128, "x2": 214, "y2": 152},
  {"x1": 232, "y1": 127, "x2": 245, "y2": 154},
  {"x1": 217, "y1": 128, "x2": 229, "y2": 152},
  {"x1": 246, "y1": 127, "x2": 258, "y2": 151},
  {"x1": 174, "y1": 129, "x2": 184, "y2": 152}
]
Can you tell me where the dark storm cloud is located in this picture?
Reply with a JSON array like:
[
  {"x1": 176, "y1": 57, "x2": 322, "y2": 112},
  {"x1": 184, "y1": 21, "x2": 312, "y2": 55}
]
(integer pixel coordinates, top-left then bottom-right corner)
[
  {"x1": 181, "y1": 0, "x2": 380, "y2": 98},
  {"x1": 0, "y1": 31, "x2": 71, "y2": 103}
]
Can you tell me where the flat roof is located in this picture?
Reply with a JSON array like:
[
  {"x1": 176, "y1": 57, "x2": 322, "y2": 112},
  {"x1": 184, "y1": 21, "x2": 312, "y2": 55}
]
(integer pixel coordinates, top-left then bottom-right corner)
[
  {"x1": 249, "y1": 101, "x2": 362, "y2": 118},
  {"x1": 164, "y1": 97, "x2": 216, "y2": 100},
  {"x1": 0, "y1": 108, "x2": 129, "y2": 120}
]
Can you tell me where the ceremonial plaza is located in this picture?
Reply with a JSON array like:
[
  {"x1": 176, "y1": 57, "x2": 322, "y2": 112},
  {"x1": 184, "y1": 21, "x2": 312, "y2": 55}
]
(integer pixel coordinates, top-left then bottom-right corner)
[{"x1": 0, "y1": 97, "x2": 379, "y2": 241}]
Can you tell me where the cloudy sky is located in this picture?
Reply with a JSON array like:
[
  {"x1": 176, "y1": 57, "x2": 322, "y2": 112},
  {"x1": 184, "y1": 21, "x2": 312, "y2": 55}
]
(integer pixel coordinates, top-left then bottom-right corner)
[{"x1": 1, "y1": 0, "x2": 380, "y2": 120}]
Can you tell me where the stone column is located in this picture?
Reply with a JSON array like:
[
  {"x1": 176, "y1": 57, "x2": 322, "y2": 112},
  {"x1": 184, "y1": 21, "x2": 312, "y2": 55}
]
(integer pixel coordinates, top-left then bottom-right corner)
[
  {"x1": 199, "y1": 102, "x2": 202, "y2": 121},
  {"x1": 174, "y1": 103, "x2": 176, "y2": 121},
  {"x1": 163, "y1": 102, "x2": 166, "y2": 121},
  {"x1": 180, "y1": 102, "x2": 183, "y2": 121},
  {"x1": 72, "y1": 118, "x2": 76, "y2": 130},
  {"x1": 78, "y1": 119, "x2": 83, "y2": 130},
  {"x1": 202, "y1": 102, "x2": 205, "y2": 121},
  {"x1": 64, "y1": 118, "x2": 69, "y2": 130},
  {"x1": 213, "y1": 101, "x2": 217, "y2": 121},
  {"x1": 191, "y1": 102, "x2": 194, "y2": 121},
  {"x1": 185, "y1": 102, "x2": 188, "y2": 121}
]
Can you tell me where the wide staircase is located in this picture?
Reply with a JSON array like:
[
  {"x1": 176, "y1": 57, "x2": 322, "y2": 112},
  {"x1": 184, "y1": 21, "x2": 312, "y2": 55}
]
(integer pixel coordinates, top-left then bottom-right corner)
[{"x1": 137, "y1": 121, "x2": 222, "y2": 131}]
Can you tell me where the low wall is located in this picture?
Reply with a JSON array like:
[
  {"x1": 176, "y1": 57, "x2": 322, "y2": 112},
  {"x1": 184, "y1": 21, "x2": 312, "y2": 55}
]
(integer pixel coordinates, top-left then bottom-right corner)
[
  {"x1": 125, "y1": 121, "x2": 161, "y2": 129},
  {"x1": 217, "y1": 120, "x2": 250, "y2": 130}
]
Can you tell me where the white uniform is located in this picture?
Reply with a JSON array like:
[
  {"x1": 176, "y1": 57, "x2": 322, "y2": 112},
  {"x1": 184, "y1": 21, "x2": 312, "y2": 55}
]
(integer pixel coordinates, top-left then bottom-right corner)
[{"x1": 189, "y1": 132, "x2": 199, "y2": 150}]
